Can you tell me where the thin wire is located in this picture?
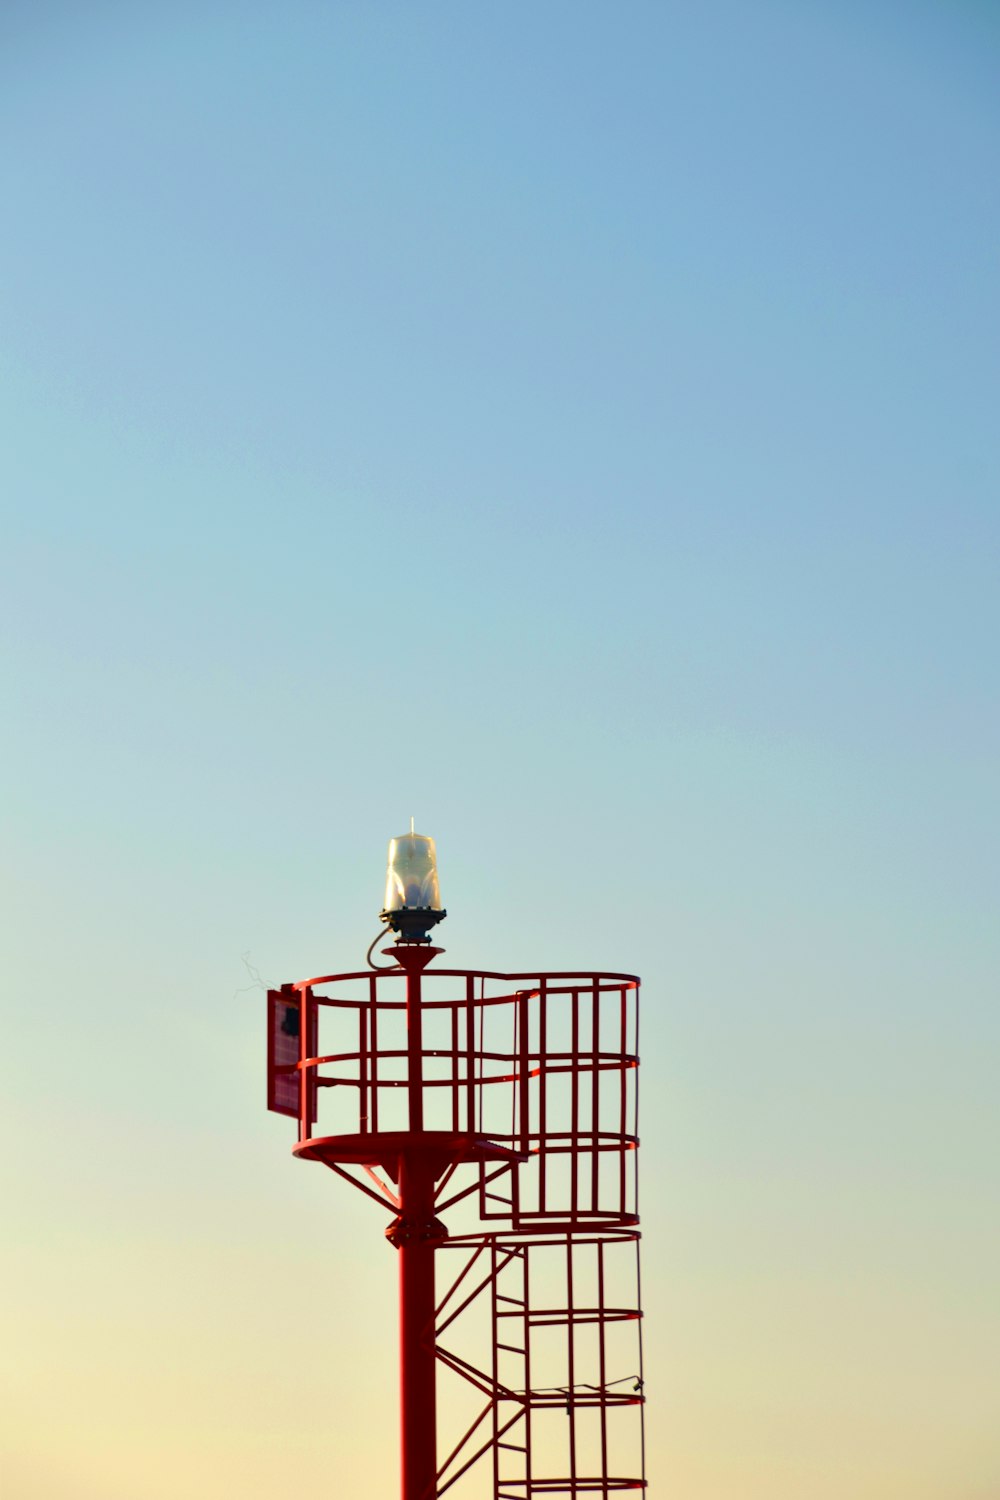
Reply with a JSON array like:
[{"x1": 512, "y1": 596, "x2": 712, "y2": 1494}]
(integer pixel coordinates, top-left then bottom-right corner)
[{"x1": 366, "y1": 926, "x2": 399, "y2": 971}]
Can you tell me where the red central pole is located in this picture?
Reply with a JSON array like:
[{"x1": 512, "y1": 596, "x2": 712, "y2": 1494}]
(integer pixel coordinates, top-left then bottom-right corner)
[
  {"x1": 398, "y1": 1156, "x2": 439, "y2": 1500},
  {"x1": 391, "y1": 944, "x2": 444, "y2": 1500}
]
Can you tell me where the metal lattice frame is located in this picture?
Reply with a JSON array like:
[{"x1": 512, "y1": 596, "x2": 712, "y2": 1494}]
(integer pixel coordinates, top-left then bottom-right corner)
[{"x1": 267, "y1": 952, "x2": 645, "y2": 1498}]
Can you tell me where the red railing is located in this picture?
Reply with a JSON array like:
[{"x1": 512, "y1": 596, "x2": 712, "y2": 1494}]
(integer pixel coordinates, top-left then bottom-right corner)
[{"x1": 268, "y1": 956, "x2": 645, "y2": 1496}]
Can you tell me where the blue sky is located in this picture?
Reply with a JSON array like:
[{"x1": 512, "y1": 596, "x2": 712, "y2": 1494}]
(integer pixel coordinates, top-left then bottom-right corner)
[{"x1": 2, "y1": 4, "x2": 998, "y2": 1497}]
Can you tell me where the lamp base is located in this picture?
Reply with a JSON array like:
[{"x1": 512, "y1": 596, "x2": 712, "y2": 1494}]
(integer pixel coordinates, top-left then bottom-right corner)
[{"x1": 379, "y1": 907, "x2": 447, "y2": 943}]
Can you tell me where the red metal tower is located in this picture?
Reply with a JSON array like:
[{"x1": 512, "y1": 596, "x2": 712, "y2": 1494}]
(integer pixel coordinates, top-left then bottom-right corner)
[{"x1": 266, "y1": 837, "x2": 645, "y2": 1498}]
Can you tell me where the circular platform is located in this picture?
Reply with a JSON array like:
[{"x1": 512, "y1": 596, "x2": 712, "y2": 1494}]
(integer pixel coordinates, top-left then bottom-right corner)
[{"x1": 293, "y1": 1128, "x2": 527, "y2": 1176}]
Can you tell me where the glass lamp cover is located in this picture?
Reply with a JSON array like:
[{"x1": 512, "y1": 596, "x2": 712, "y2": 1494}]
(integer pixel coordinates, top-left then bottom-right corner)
[{"x1": 383, "y1": 832, "x2": 442, "y2": 912}]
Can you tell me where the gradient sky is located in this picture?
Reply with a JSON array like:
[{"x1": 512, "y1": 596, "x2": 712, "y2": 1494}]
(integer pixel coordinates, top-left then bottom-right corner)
[{"x1": 2, "y1": 3, "x2": 998, "y2": 1497}]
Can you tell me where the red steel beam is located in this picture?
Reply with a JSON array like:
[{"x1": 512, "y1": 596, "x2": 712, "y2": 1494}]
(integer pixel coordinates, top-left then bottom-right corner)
[{"x1": 394, "y1": 945, "x2": 446, "y2": 1500}]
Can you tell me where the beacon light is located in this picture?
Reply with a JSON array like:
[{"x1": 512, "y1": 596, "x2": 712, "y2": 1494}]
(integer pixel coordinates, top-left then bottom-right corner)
[{"x1": 379, "y1": 821, "x2": 446, "y2": 942}]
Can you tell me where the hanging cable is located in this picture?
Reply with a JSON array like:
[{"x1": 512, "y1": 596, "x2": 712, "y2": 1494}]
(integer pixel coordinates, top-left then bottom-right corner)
[{"x1": 366, "y1": 926, "x2": 399, "y2": 971}]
